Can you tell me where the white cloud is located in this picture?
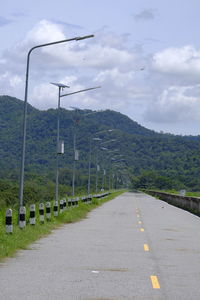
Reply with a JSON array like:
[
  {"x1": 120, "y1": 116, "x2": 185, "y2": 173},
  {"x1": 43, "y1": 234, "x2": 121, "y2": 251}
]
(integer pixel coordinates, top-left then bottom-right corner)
[
  {"x1": 0, "y1": 71, "x2": 23, "y2": 97},
  {"x1": 3, "y1": 19, "x2": 200, "y2": 134},
  {"x1": 145, "y1": 85, "x2": 200, "y2": 123},
  {"x1": 22, "y1": 19, "x2": 65, "y2": 48},
  {"x1": 0, "y1": 19, "x2": 142, "y2": 109},
  {"x1": 153, "y1": 45, "x2": 200, "y2": 79}
]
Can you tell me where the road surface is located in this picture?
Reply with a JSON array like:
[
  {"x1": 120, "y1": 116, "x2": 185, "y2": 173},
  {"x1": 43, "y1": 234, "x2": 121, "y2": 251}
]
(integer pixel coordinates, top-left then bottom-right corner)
[{"x1": 0, "y1": 192, "x2": 200, "y2": 299}]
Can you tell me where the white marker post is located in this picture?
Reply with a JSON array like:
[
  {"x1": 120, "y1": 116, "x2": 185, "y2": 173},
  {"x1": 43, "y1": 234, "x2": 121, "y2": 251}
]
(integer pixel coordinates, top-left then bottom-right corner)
[
  {"x1": 29, "y1": 204, "x2": 36, "y2": 225},
  {"x1": 39, "y1": 203, "x2": 44, "y2": 223},
  {"x1": 46, "y1": 202, "x2": 51, "y2": 221},
  {"x1": 19, "y1": 206, "x2": 26, "y2": 229},
  {"x1": 53, "y1": 201, "x2": 58, "y2": 217},
  {"x1": 63, "y1": 199, "x2": 67, "y2": 210},
  {"x1": 6, "y1": 209, "x2": 13, "y2": 234},
  {"x1": 68, "y1": 198, "x2": 72, "y2": 207},
  {"x1": 60, "y1": 199, "x2": 63, "y2": 213}
]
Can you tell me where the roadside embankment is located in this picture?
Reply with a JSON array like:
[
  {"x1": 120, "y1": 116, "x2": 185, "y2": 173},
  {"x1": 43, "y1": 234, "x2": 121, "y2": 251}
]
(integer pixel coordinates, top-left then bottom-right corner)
[
  {"x1": 146, "y1": 190, "x2": 200, "y2": 216},
  {"x1": 0, "y1": 190, "x2": 125, "y2": 261}
]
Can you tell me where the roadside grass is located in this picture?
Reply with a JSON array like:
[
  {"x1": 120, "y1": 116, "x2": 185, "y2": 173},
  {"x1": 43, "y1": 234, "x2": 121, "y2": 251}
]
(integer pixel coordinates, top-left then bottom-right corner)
[
  {"x1": 185, "y1": 191, "x2": 200, "y2": 197},
  {"x1": 159, "y1": 189, "x2": 200, "y2": 198},
  {"x1": 0, "y1": 190, "x2": 125, "y2": 262}
]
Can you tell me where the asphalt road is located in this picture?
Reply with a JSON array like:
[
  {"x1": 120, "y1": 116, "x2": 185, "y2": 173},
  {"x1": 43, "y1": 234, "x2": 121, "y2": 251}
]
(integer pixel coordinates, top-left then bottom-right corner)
[{"x1": 0, "y1": 192, "x2": 200, "y2": 299}]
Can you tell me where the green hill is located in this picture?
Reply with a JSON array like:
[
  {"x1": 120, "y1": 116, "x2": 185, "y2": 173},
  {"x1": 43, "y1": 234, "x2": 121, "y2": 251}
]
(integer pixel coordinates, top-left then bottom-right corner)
[{"x1": 1, "y1": 94, "x2": 200, "y2": 204}]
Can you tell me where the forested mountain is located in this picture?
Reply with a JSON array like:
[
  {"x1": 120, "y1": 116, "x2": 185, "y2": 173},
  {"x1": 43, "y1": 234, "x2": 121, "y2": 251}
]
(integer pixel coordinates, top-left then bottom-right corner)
[{"x1": 1, "y1": 94, "x2": 200, "y2": 196}]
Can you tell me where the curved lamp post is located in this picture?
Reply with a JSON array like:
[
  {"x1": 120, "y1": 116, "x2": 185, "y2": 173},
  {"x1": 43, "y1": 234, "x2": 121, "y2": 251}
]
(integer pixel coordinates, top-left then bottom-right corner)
[
  {"x1": 19, "y1": 35, "x2": 94, "y2": 212},
  {"x1": 51, "y1": 85, "x2": 101, "y2": 200}
]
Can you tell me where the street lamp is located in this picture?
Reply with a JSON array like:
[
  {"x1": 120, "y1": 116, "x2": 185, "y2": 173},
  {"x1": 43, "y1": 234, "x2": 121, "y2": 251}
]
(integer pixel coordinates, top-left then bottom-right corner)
[
  {"x1": 66, "y1": 88, "x2": 101, "y2": 196},
  {"x1": 87, "y1": 129, "x2": 115, "y2": 194},
  {"x1": 50, "y1": 83, "x2": 70, "y2": 205},
  {"x1": 19, "y1": 34, "x2": 94, "y2": 213},
  {"x1": 93, "y1": 137, "x2": 102, "y2": 193},
  {"x1": 51, "y1": 86, "x2": 101, "y2": 200},
  {"x1": 95, "y1": 137, "x2": 116, "y2": 193}
]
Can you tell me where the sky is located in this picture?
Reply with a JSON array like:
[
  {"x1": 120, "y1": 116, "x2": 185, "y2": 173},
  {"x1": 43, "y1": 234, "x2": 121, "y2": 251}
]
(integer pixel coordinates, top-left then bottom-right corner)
[{"x1": 1, "y1": 0, "x2": 200, "y2": 135}]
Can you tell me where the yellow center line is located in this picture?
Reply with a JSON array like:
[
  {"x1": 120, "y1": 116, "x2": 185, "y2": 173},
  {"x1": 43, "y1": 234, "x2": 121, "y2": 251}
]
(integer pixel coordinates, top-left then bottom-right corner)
[
  {"x1": 138, "y1": 221, "x2": 142, "y2": 224},
  {"x1": 140, "y1": 228, "x2": 144, "y2": 232},
  {"x1": 144, "y1": 244, "x2": 149, "y2": 251},
  {"x1": 150, "y1": 276, "x2": 160, "y2": 289}
]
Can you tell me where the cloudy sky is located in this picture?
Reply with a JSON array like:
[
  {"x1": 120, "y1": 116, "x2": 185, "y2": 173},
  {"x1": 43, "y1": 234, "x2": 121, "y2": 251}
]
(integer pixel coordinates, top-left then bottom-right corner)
[{"x1": 1, "y1": 0, "x2": 200, "y2": 135}]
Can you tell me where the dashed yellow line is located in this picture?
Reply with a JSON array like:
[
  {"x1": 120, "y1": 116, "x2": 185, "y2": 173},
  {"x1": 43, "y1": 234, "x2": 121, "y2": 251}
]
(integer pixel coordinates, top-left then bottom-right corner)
[
  {"x1": 150, "y1": 276, "x2": 160, "y2": 289},
  {"x1": 140, "y1": 228, "x2": 144, "y2": 232},
  {"x1": 144, "y1": 244, "x2": 149, "y2": 251}
]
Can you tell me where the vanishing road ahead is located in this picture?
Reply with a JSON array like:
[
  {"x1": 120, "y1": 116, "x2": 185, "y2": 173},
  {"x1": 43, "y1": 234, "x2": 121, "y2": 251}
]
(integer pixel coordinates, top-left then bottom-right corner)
[{"x1": 0, "y1": 192, "x2": 200, "y2": 299}]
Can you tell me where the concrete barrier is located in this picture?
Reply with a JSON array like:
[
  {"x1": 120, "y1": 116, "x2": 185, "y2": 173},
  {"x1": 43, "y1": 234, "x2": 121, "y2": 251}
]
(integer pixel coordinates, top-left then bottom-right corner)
[{"x1": 147, "y1": 190, "x2": 200, "y2": 213}]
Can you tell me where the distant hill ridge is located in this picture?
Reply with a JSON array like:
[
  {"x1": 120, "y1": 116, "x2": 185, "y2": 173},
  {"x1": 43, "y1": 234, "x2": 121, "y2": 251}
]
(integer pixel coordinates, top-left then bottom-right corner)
[
  {"x1": 1, "y1": 95, "x2": 200, "y2": 190},
  {"x1": 0, "y1": 94, "x2": 155, "y2": 135}
]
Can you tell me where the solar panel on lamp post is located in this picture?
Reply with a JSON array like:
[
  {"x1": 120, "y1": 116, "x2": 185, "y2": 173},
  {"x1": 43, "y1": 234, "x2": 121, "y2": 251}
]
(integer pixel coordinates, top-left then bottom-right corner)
[{"x1": 18, "y1": 34, "x2": 94, "y2": 221}]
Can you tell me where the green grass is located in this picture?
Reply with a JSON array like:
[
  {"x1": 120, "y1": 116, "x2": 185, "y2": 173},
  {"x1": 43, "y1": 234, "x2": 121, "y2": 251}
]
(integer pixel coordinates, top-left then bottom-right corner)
[
  {"x1": 0, "y1": 190, "x2": 125, "y2": 261},
  {"x1": 185, "y1": 191, "x2": 200, "y2": 197},
  {"x1": 158, "y1": 189, "x2": 200, "y2": 198}
]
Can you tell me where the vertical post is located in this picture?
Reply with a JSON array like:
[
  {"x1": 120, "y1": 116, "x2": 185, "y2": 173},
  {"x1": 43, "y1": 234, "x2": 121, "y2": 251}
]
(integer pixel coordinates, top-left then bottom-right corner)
[
  {"x1": 55, "y1": 86, "x2": 61, "y2": 203},
  {"x1": 39, "y1": 203, "x2": 45, "y2": 223},
  {"x1": 102, "y1": 169, "x2": 106, "y2": 191},
  {"x1": 87, "y1": 138, "x2": 92, "y2": 195},
  {"x1": 54, "y1": 201, "x2": 58, "y2": 217},
  {"x1": 19, "y1": 51, "x2": 31, "y2": 211},
  {"x1": 46, "y1": 202, "x2": 51, "y2": 221},
  {"x1": 63, "y1": 199, "x2": 67, "y2": 210},
  {"x1": 6, "y1": 209, "x2": 13, "y2": 234},
  {"x1": 108, "y1": 168, "x2": 111, "y2": 191},
  {"x1": 19, "y1": 206, "x2": 26, "y2": 229},
  {"x1": 60, "y1": 199, "x2": 64, "y2": 213},
  {"x1": 112, "y1": 174, "x2": 115, "y2": 190},
  {"x1": 29, "y1": 204, "x2": 36, "y2": 225},
  {"x1": 72, "y1": 131, "x2": 76, "y2": 196},
  {"x1": 95, "y1": 150, "x2": 99, "y2": 193}
]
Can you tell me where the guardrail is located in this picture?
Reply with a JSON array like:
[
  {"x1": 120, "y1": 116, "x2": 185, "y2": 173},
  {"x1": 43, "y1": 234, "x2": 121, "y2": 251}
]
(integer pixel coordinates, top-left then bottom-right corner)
[
  {"x1": 147, "y1": 190, "x2": 200, "y2": 214},
  {"x1": 4, "y1": 192, "x2": 111, "y2": 234}
]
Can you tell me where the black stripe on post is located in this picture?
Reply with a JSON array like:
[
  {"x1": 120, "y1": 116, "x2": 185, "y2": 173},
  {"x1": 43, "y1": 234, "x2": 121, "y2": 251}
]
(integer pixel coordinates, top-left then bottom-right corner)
[
  {"x1": 29, "y1": 204, "x2": 36, "y2": 225},
  {"x1": 19, "y1": 206, "x2": 26, "y2": 229},
  {"x1": 46, "y1": 207, "x2": 50, "y2": 213},
  {"x1": 39, "y1": 203, "x2": 44, "y2": 223},
  {"x1": 60, "y1": 200, "x2": 63, "y2": 213},
  {"x1": 6, "y1": 209, "x2": 13, "y2": 234},
  {"x1": 54, "y1": 201, "x2": 58, "y2": 216},
  {"x1": 46, "y1": 202, "x2": 51, "y2": 221},
  {"x1": 19, "y1": 214, "x2": 25, "y2": 221},
  {"x1": 30, "y1": 211, "x2": 35, "y2": 218},
  {"x1": 63, "y1": 199, "x2": 67, "y2": 210}
]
